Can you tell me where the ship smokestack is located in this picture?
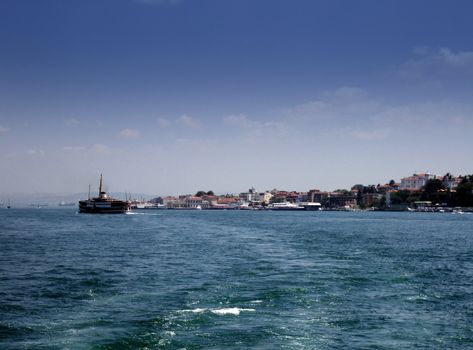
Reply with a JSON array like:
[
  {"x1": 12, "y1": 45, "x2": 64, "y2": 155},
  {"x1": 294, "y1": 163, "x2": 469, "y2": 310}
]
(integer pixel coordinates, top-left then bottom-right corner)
[{"x1": 99, "y1": 174, "x2": 103, "y2": 195}]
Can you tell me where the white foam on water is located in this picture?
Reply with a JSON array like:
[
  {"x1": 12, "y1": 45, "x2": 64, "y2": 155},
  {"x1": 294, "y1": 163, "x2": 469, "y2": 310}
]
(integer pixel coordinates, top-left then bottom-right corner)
[
  {"x1": 125, "y1": 211, "x2": 160, "y2": 216},
  {"x1": 178, "y1": 308, "x2": 207, "y2": 313},
  {"x1": 164, "y1": 331, "x2": 176, "y2": 336},
  {"x1": 250, "y1": 300, "x2": 263, "y2": 303},
  {"x1": 178, "y1": 307, "x2": 255, "y2": 316},
  {"x1": 210, "y1": 307, "x2": 255, "y2": 315},
  {"x1": 406, "y1": 294, "x2": 429, "y2": 301}
]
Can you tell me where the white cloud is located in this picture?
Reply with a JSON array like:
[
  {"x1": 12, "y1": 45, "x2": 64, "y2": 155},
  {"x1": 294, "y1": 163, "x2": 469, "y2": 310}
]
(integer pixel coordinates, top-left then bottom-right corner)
[
  {"x1": 176, "y1": 114, "x2": 200, "y2": 128},
  {"x1": 119, "y1": 128, "x2": 140, "y2": 139},
  {"x1": 370, "y1": 101, "x2": 473, "y2": 127},
  {"x1": 0, "y1": 125, "x2": 10, "y2": 133},
  {"x1": 222, "y1": 114, "x2": 288, "y2": 138},
  {"x1": 92, "y1": 144, "x2": 111, "y2": 155},
  {"x1": 26, "y1": 149, "x2": 45, "y2": 156},
  {"x1": 62, "y1": 146, "x2": 87, "y2": 152},
  {"x1": 400, "y1": 47, "x2": 473, "y2": 79},
  {"x1": 438, "y1": 48, "x2": 473, "y2": 67},
  {"x1": 329, "y1": 86, "x2": 368, "y2": 101},
  {"x1": 275, "y1": 85, "x2": 473, "y2": 145},
  {"x1": 223, "y1": 114, "x2": 256, "y2": 129},
  {"x1": 64, "y1": 118, "x2": 80, "y2": 128},
  {"x1": 293, "y1": 100, "x2": 328, "y2": 114},
  {"x1": 157, "y1": 117, "x2": 171, "y2": 128},
  {"x1": 284, "y1": 86, "x2": 379, "y2": 124}
]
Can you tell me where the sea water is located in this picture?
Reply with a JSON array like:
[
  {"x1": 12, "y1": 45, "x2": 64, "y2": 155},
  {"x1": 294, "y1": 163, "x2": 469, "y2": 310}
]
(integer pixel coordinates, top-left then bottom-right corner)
[{"x1": 1, "y1": 209, "x2": 472, "y2": 349}]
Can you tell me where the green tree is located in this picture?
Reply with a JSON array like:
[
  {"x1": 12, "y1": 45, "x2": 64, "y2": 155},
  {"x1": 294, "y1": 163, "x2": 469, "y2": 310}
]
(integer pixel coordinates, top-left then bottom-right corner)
[
  {"x1": 352, "y1": 184, "x2": 364, "y2": 205},
  {"x1": 421, "y1": 179, "x2": 447, "y2": 204},
  {"x1": 423, "y1": 179, "x2": 445, "y2": 194},
  {"x1": 390, "y1": 190, "x2": 421, "y2": 205},
  {"x1": 334, "y1": 189, "x2": 351, "y2": 195},
  {"x1": 454, "y1": 179, "x2": 473, "y2": 207}
]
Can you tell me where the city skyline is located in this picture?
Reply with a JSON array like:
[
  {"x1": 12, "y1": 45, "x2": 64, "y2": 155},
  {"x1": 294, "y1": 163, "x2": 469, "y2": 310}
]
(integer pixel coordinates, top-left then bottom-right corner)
[{"x1": 1, "y1": 0, "x2": 473, "y2": 195}]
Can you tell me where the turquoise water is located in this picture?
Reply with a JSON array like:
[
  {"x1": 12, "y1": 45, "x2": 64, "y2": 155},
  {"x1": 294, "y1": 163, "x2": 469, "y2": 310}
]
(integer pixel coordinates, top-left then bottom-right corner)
[{"x1": 1, "y1": 209, "x2": 472, "y2": 349}]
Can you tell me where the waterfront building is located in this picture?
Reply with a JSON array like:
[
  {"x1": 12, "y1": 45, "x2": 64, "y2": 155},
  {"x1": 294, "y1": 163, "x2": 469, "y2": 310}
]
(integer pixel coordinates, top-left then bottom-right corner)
[
  {"x1": 308, "y1": 189, "x2": 325, "y2": 203},
  {"x1": 362, "y1": 193, "x2": 383, "y2": 207},
  {"x1": 161, "y1": 196, "x2": 179, "y2": 207},
  {"x1": 239, "y1": 187, "x2": 258, "y2": 202},
  {"x1": 271, "y1": 191, "x2": 289, "y2": 203},
  {"x1": 202, "y1": 195, "x2": 218, "y2": 206},
  {"x1": 400, "y1": 173, "x2": 437, "y2": 190},
  {"x1": 327, "y1": 193, "x2": 357, "y2": 208},
  {"x1": 184, "y1": 196, "x2": 210, "y2": 209},
  {"x1": 163, "y1": 196, "x2": 183, "y2": 208},
  {"x1": 440, "y1": 174, "x2": 462, "y2": 191},
  {"x1": 259, "y1": 191, "x2": 273, "y2": 204}
]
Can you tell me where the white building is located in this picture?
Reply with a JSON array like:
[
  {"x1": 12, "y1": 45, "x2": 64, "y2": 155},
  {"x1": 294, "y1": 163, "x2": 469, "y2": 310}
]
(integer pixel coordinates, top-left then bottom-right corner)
[
  {"x1": 400, "y1": 173, "x2": 436, "y2": 190},
  {"x1": 185, "y1": 196, "x2": 210, "y2": 209},
  {"x1": 259, "y1": 191, "x2": 273, "y2": 204},
  {"x1": 240, "y1": 187, "x2": 257, "y2": 202}
]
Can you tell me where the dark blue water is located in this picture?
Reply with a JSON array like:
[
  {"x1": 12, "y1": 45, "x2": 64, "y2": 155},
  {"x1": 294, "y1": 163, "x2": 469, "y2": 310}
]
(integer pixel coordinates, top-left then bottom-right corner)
[{"x1": 1, "y1": 209, "x2": 472, "y2": 349}]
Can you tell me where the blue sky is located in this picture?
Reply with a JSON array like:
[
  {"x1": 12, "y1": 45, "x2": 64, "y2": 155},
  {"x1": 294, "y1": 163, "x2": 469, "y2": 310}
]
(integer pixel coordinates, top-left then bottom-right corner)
[{"x1": 1, "y1": 0, "x2": 473, "y2": 195}]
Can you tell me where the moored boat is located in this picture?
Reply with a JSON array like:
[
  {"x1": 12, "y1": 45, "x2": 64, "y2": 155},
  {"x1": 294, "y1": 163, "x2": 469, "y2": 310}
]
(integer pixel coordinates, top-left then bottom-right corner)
[
  {"x1": 131, "y1": 202, "x2": 166, "y2": 210},
  {"x1": 300, "y1": 202, "x2": 322, "y2": 211},
  {"x1": 79, "y1": 175, "x2": 130, "y2": 214},
  {"x1": 268, "y1": 202, "x2": 305, "y2": 211}
]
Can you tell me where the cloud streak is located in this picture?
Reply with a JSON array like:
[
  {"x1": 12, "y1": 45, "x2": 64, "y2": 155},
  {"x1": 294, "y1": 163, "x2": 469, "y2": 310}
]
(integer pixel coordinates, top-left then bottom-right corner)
[
  {"x1": 157, "y1": 117, "x2": 171, "y2": 128},
  {"x1": 400, "y1": 47, "x2": 473, "y2": 80},
  {"x1": 223, "y1": 114, "x2": 258, "y2": 129},
  {"x1": 119, "y1": 128, "x2": 140, "y2": 139},
  {"x1": 63, "y1": 118, "x2": 80, "y2": 128},
  {"x1": 26, "y1": 149, "x2": 45, "y2": 156},
  {"x1": 92, "y1": 144, "x2": 111, "y2": 155},
  {"x1": 62, "y1": 146, "x2": 87, "y2": 152},
  {"x1": 176, "y1": 114, "x2": 200, "y2": 129}
]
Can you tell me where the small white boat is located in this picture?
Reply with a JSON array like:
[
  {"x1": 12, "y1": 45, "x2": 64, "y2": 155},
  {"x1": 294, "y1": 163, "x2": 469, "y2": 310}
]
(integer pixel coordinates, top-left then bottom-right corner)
[{"x1": 300, "y1": 202, "x2": 322, "y2": 211}]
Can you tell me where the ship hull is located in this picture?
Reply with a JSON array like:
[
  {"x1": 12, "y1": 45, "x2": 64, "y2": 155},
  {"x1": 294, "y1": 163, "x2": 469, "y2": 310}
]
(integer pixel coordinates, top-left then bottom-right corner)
[
  {"x1": 269, "y1": 207, "x2": 305, "y2": 211},
  {"x1": 79, "y1": 200, "x2": 130, "y2": 214}
]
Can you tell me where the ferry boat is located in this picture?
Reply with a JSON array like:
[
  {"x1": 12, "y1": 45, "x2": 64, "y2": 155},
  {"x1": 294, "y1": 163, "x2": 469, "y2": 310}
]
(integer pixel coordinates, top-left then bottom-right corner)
[
  {"x1": 268, "y1": 202, "x2": 305, "y2": 211},
  {"x1": 78, "y1": 175, "x2": 130, "y2": 214}
]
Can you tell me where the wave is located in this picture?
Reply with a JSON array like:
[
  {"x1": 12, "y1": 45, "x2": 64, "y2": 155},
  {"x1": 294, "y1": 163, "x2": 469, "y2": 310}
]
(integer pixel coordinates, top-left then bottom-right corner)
[
  {"x1": 125, "y1": 212, "x2": 160, "y2": 216},
  {"x1": 179, "y1": 307, "x2": 255, "y2": 316}
]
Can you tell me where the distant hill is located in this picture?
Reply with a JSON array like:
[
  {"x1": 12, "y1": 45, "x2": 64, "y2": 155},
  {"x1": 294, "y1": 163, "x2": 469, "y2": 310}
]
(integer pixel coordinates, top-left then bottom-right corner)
[{"x1": 0, "y1": 192, "x2": 155, "y2": 207}]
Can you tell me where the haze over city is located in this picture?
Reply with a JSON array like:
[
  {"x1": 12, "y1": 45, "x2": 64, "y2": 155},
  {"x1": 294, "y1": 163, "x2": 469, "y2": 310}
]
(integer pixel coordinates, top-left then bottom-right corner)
[{"x1": 1, "y1": 0, "x2": 473, "y2": 195}]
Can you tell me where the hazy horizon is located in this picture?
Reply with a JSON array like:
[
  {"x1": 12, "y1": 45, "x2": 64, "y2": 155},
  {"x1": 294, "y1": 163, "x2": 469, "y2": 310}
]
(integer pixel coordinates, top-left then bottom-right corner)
[
  {"x1": 0, "y1": 169, "x2": 470, "y2": 200},
  {"x1": 2, "y1": 0, "x2": 473, "y2": 195}
]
